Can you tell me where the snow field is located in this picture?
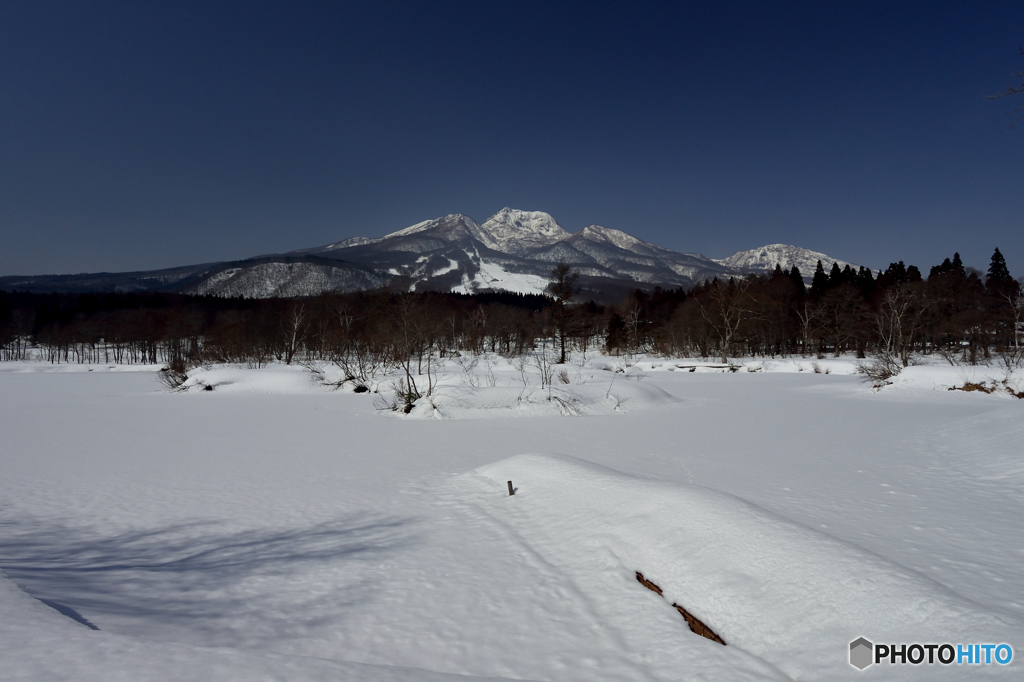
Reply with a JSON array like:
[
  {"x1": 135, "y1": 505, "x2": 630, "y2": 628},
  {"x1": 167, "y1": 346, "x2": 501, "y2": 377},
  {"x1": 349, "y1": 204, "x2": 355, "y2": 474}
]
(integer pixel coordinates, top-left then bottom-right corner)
[
  {"x1": 0, "y1": 568, "x2": 502, "y2": 682},
  {"x1": 1, "y1": 354, "x2": 1022, "y2": 680},
  {"x1": 464, "y1": 454, "x2": 1018, "y2": 680},
  {"x1": 451, "y1": 259, "x2": 552, "y2": 296},
  {"x1": 176, "y1": 355, "x2": 682, "y2": 419}
]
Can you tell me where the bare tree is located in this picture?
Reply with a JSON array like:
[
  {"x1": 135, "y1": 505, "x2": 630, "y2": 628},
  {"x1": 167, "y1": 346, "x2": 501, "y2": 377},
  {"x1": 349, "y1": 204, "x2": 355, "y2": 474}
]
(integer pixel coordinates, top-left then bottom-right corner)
[
  {"x1": 1004, "y1": 288, "x2": 1024, "y2": 351},
  {"x1": 281, "y1": 302, "x2": 308, "y2": 364},
  {"x1": 874, "y1": 285, "x2": 928, "y2": 367},
  {"x1": 624, "y1": 301, "x2": 646, "y2": 356},
  {"x1": 697, "y1": 278, "x2": 753, "y2": 363},
  {"x1": 387, "y1": 295, "x2": 446, "y2": 411},
  {"x1": 817, "y1": 285, "x2": 867, "y2": 358},
  {"x1": 548, "y1": 263, "x2": 579, "y2": 364},
  {"x1": 990, "y1": 47, "x2": 1024, "y2": 128},
  {"x1": 326, "y1": 302, "x2": 389, "y2": 391}
]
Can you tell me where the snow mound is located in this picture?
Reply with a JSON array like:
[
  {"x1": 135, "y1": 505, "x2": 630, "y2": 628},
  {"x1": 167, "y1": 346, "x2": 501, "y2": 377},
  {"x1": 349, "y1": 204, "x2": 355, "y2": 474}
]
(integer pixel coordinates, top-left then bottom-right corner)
[
  {"x1": 886, "y1": 364, "x2": 1024, "y2": 395},
  {"x1": 461, "y1": 455, "x2": 1020, "y2": 680},
  {"x1": 179, "y1": 364, "x2": 323, "y2": 394},
  {"x1": 400, "y1": 380, "x2": 680, "y2": 420}
]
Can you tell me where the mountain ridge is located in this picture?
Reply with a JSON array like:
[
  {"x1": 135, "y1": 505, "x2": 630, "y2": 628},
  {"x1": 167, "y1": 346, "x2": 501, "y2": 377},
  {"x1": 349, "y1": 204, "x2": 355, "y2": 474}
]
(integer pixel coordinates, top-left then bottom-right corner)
[
  {"x1": 713, "y1": 243, "x2": 863, "y2": 278},
  {"x1": 0, "y1": 209, "x2": 863, "y2": 298}
]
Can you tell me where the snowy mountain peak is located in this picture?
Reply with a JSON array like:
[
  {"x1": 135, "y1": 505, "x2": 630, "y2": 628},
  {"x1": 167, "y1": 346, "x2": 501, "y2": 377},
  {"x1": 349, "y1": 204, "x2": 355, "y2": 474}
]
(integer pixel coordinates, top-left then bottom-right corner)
[
  {"x1": 318, "y1": 236, "x2": 382, "y2": 250},
  {"x1": 577, "y1": 225, "x2": 648, "y2": 251},
  {"x1": 479, "y1": 208, "x2": 571, "y2": 255},
  {"x1": 715, "y1": 244, "x2": 864, "y2": 278},
  {"x1": 384, "y1": 213, "x2": 481, "y2": 240}
]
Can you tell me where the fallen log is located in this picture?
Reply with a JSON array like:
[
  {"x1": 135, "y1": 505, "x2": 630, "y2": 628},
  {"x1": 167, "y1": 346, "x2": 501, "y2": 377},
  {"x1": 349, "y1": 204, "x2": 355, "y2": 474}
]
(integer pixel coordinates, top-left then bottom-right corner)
[{"x1": 635, "y1": 571, "x2": 726, "y2": 645}]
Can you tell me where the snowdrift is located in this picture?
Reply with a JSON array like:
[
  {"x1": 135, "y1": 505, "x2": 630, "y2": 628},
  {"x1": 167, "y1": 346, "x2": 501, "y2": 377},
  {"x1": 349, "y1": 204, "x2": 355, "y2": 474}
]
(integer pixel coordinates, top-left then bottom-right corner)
[
  {"x1": 457, "y1": 454, "x2": 1021, "y2": 680},
  {"x1": 178, "y1": 364, "x2": 324, "y2": 394},
  {"x1": 402, "y1": 380, "x2": 681, "y2": 419},
  {"x1": 170, "y1": 362, "x2": 682, "y2": 419},
  {"x1": 887, "y1": 364, "x2": 1024, "y2": 396}
]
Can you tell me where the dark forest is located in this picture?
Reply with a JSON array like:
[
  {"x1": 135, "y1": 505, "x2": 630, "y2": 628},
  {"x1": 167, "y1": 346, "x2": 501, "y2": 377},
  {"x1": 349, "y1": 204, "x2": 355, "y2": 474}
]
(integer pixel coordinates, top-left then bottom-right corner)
[{"x1": 2, "y1": 250, "x2": 1020, "y2": 379}]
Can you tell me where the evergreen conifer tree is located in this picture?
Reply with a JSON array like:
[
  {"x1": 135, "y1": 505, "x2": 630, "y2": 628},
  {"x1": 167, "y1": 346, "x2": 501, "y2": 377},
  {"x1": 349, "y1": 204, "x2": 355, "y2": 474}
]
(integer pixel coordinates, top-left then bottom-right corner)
[
  {"x1": 986, "y1": 247, "x2": 1016, "y2": 296},
  {"x1": 856, "y1": 266, "x2": 875, "y2": 297},
  {"x1": 604, "y1": 313, "x2": 626, "y2": 354},
  {"x1": 929, "y1": 257, "x2": 953, "y2": 279},
  {"x1": 884, "y1": 261, "x2": 907, "y2": 285},
  {"x1": 828, "y1": 262, "x2": 843, "y2": 287},
  {"x1": 841, "y1": 264, "x2": 856, "y2": 286},
  {"x1": 788, "y1": 266, "x2": 807, "y2": 296},
  {"x1": 987, "y1": 247, "x2": 1011, "y2": 282},
  {"x1": 951, "y1": 252, "x2": 965, "y2": 277},
  {"x1": 548, "y1": 263, "x2": 579, "y2": 363},
  {"x1": 810, "y1": 261, "x2": 829, "y2": 297}
]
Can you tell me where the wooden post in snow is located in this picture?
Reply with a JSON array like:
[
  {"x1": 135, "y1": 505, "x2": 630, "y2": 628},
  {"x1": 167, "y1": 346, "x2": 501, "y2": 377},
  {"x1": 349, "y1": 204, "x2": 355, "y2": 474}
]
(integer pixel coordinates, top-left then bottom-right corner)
[{"x1": 507, "y1": 481, "x2": 515, "y2": 496}]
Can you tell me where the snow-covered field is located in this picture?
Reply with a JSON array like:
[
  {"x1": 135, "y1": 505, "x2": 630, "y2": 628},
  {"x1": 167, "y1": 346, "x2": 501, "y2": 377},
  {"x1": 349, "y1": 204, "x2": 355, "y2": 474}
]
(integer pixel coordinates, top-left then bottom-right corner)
[{"x1": 1, "y1": 354, "x2": 1021, "y2": 680}]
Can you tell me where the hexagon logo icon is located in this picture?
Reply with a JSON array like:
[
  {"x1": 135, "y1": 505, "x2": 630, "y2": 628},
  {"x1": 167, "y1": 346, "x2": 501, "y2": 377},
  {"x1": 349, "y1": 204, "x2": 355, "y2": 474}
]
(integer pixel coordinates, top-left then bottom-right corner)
[{"x1": 850, "y1": 637, "x2": 874, "y2": 670}]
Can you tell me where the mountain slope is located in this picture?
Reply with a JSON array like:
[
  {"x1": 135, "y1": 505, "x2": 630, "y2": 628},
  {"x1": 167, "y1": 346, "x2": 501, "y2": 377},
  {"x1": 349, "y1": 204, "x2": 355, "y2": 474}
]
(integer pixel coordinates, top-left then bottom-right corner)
[
  {"x1": 181, "y1": 258, "x2": 386, "y2": 298},
  {"x1": 714, "y1": 244, "x2": 865, "y2": 278},
  {"x1": 295, "y1": 210, "x2": 734, "y2": 296},
  {"x1": 282, "y1": 213, "x2": 695, "y2": 297},
  {"x1": 1, "y1": 212, "x2": 864, "y2": 298}
]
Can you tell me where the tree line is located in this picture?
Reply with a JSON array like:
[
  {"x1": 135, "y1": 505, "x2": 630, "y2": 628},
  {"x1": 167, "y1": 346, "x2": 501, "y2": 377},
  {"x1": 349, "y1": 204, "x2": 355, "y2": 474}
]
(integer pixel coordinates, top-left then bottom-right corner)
[
  {"x1": 1, "y1": 248, "x2": 1020, "y2": 373},
  {"x1": 606, "y1": 249, "x2": 1020, "y2": 367}
]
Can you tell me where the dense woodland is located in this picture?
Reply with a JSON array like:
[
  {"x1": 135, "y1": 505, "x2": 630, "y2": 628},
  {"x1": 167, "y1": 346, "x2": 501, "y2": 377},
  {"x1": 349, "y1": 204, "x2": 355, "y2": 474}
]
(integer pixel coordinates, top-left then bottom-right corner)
[{"x1": 1, "y1": 249, "x2": 1021, "y2": 375}]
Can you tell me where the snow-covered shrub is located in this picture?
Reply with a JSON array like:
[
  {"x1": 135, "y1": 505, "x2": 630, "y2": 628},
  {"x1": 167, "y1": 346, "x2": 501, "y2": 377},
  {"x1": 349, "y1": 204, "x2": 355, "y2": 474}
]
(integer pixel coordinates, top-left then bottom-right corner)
[
  {"x1": 856, "y1": 352, "x2": 902, "y2": 387},
  {"x1": 157, "y1": 356, "x2": 192, "y2": 391}
]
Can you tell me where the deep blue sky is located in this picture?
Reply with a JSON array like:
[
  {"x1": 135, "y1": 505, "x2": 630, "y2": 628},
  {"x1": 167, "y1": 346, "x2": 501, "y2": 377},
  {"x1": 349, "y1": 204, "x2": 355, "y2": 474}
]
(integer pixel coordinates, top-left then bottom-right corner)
[{"x1": 2, "y1": 1, "x2": 1022, "y2": 276}]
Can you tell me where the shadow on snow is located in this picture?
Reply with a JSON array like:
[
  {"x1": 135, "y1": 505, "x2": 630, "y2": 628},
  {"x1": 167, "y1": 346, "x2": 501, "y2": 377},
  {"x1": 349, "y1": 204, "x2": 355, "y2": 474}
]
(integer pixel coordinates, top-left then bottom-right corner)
[{"x1": 0, "y1": 513, "x2": 414, "y2": 642}]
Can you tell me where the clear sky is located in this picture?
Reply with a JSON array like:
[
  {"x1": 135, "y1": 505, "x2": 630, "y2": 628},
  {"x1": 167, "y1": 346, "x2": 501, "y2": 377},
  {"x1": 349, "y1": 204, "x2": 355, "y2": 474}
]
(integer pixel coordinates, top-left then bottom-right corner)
[{"x1": 2, "y1": 1, "x2": 1022, "y2": 276}]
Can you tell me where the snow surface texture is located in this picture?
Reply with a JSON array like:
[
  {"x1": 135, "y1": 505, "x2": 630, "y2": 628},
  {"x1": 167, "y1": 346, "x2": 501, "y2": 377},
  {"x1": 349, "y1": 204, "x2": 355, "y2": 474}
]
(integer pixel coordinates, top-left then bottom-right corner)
[
  {"x1": 465, "y1": 455, "x2": 1015, "y2": 680},
  {"x1": 1, "y1": 356, "x2": 1021, "y2": 680},
  {"x1": 0, "y1": 569, "x2": 500, "y2": 682}
]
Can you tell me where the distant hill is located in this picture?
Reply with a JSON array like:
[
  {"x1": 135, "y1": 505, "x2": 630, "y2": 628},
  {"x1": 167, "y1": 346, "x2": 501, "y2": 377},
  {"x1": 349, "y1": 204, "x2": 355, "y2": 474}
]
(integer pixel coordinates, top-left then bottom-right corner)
[{"x1": 713, "y1": 244, "x2": 866, "y2": 280}]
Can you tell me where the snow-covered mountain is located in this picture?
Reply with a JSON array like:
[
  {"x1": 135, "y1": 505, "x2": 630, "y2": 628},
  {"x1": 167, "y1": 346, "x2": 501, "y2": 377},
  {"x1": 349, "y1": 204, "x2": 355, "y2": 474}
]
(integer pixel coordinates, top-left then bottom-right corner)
[
  {"x1": 307, "y1": 209, "x2": 572, "y2": 258},
  {"x1": 477, "y1": 208, "x2": 572, "y2": 254},
  {"x1": 289, "y1": 208, "x2": 734, "y2": 298},
  {"x1": 0, "y1": 210, "x2": 865, "y2": 298},
  {"x1": 181, "y1": 259, "x2": 387, "y2": 298},
  {"x1": 714, "y1": 244, "x2": 864, "y2": 278}
]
